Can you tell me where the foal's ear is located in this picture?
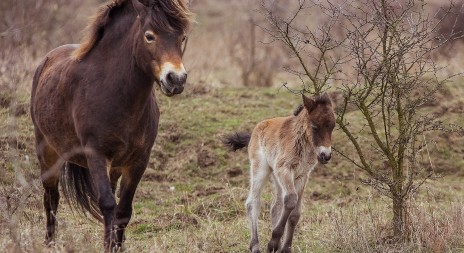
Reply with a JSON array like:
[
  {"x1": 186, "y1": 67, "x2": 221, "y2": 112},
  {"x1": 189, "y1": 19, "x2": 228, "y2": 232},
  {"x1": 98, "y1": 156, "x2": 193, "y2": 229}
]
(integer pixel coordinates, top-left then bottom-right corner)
[
  {"x1": 134, "y1": 0, "x2": 149, "y2": 20},
  {"x1": 320, "y1": 92, "x2": 331, "y2": 104},
  {"x1": 302, "y1": 94, "x2": 316, "y2": 113}
]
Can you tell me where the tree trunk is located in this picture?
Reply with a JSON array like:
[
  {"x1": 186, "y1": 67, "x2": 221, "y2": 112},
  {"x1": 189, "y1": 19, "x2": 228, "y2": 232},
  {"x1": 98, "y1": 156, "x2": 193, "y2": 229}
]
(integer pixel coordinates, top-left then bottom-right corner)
[{"x1": 392, "y1": 194, "x2": 406, "y2": 241}]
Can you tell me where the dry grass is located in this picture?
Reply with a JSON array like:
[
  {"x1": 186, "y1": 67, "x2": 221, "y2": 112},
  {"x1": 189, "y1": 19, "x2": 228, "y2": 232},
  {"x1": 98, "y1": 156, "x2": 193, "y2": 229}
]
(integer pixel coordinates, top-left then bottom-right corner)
[{"x1": 1, "y1": 0, "x2": 464, "y2": 252}]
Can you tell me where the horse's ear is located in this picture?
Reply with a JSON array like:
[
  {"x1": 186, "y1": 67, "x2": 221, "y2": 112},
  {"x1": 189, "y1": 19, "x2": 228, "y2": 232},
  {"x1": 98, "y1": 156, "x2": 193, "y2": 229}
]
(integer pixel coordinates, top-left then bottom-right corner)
[
  {"x1": 133, "y1": 0, "x2": 149, "y2": 21},
  {"x1": 302, "y1": 94, "x2": 316, "y2": 113}
]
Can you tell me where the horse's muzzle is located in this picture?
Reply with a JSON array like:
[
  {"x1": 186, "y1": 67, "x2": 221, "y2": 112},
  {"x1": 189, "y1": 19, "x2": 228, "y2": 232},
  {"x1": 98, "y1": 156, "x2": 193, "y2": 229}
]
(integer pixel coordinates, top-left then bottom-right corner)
[
  {"x1": 160, "y1": 80, "x2": 185, "y2": 97},
  {"x1": 159, "y1": 72, "x2": 187, "y2": 97}
]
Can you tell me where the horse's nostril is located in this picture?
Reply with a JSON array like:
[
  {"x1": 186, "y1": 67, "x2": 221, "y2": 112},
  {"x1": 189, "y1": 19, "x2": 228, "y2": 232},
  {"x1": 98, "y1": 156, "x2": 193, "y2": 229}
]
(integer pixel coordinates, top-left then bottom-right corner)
[
  {"x1": 167, "y1": 72, "x2": 175, "y2": 83},
  {"x1": 166, "y1": 72, "x2": 187, "y2": 86},
  {"x1": 179, "y1": 73, "x2": 187, "y2": 85}
]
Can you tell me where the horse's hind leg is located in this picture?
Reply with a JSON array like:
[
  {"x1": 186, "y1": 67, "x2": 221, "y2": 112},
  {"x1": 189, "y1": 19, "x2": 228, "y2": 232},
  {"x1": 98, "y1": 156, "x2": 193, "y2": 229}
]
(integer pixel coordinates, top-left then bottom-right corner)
[
  {"x1": 110, "y1": 167, "x2": 122, "y2": 197},
  {"x1": 246, "y1": 158, "x2": 271, "y2": 253},
  {"x1": 36, "y1": 137, "x2": 62, "y2": 245},
  {"x1": 111, "y1": 161, "x2": 147, "y2": 249},
  {"x1": 84, "y1": 150, "x2": 116, "y2": 251}
]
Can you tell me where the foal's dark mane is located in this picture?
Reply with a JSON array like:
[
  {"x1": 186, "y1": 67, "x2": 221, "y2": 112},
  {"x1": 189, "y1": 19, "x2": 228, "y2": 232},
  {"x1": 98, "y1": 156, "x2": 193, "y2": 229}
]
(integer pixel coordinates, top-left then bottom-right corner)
[
  {"x1": 293, "y1": 104, "x2": 304, "y2": 116},
  {"x1": 72, "y1": 0, "x2": 193, "y2": 60},
  {"x1": 293, "y1": 93, "x2": 332, "y2": 116}
]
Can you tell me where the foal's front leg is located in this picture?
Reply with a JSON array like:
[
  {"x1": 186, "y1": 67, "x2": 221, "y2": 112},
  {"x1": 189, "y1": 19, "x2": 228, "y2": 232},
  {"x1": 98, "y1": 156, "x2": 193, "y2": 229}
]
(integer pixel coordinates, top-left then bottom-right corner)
[
  {"x1": 280, "y1": 174, "x2": 308, "y2": 253},
  {"x1": 268, "y1": 169, "x2": 297, "y2": 253}
]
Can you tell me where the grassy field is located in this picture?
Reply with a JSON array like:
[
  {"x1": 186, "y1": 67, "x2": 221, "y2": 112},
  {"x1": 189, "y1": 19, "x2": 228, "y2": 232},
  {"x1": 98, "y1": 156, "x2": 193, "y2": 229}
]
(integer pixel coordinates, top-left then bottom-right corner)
[
  {"x1": 1, "y1": 0, "x2": 464, "y2": 252},
  {"x1": 1, "y1": 84, "x2": 464, "y2": 252}
]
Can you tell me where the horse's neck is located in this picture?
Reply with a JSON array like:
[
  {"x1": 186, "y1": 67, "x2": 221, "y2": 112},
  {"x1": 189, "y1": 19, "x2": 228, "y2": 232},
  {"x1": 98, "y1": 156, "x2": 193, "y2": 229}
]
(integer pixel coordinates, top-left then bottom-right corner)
[
  {"x1": 83, "y1": 7, "x2": 154, "y2": 113},
  {"x1": 87, "y1": 6, "x2": 154, "y2": 102}
]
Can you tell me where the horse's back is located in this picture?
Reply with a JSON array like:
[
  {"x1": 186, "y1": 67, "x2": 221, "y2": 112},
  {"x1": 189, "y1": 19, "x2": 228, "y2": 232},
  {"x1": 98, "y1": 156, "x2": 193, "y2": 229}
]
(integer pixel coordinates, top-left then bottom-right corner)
[{"x1": 31, "y1": 44, "x2": 79, "y2": 97}]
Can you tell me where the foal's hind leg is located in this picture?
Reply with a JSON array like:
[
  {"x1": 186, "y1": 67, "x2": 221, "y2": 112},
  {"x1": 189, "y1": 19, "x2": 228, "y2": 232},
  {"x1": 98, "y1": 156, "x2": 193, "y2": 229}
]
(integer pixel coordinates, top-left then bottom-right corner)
[
  {"x1": 36, "y1": 137, "x2": 62, "y2": 245},
  {"x1": 268, "y1": 175, "x2": 283, "y2": 250},
  {"x1": 246, "y1": 158, "x2": 271, "y2": 253},
  {"x1": 270, "y1": 175, "x2": 283, "y2": 229}
]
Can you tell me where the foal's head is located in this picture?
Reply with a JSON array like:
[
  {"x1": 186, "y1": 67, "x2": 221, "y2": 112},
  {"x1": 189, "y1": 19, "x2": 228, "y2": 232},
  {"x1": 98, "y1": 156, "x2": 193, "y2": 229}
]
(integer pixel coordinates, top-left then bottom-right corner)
[
  {"x1": 302, "y1": 93, "x2": 335, "y2": 164},
  {"x1": 132, "y1": 0, "x2": 193, "y2": 96}
]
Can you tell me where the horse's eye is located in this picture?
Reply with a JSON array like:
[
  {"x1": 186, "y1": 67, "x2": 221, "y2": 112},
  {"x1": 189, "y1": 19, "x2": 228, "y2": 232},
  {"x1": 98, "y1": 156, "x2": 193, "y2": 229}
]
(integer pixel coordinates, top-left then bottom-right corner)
[
  {"x1": 311, "y1": 124, "x2": 318, "y2": 130},
  {"x1": 145, "y1": 31, "x2": 155, "y2": 43},
  {"x1": 182, "y1": 36, "x2": 187, "y2": 42}
]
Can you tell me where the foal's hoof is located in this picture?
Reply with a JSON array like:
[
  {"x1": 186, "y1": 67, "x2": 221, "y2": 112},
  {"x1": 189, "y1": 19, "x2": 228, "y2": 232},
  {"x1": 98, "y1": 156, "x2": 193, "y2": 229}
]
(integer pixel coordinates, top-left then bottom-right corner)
[
  {"x1": 45, "y1": 239, "x2": 55, "y2": 247},
  {"x1": 250, "y1": 244, "x2": 261, "y2": 253},
  {"x1": 44, "y1": 236, "x2": 56, "y2": 247}
]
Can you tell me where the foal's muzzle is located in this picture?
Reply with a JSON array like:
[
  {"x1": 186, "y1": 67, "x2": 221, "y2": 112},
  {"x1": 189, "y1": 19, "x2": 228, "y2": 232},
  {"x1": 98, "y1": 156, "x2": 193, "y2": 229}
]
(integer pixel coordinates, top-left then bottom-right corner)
[{"x1": 316, "y1": 146, "x2": 332, "y2": 164}]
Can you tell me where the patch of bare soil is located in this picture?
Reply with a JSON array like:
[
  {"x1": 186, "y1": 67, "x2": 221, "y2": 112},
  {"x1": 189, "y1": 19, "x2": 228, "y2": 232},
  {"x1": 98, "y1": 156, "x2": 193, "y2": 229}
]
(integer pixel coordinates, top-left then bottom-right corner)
[
  {"x1": 226, "y1": 167, "x2": 243, "y2": 178},
  {"x1": 142, "y1": 172, "x2": 174, "y2": 183},
  {"x1": 196, "y1": 146, "x2": 216, "y2": 168},
  {"x1": 0, "y1": 136, "x2": 27, "y2": 150},
  {"x1": 132, "y1": 212, "x2": 199, "y2": 232},
  {"x1": 310, "y1": 191, "x2": 333, "y2": 201}
]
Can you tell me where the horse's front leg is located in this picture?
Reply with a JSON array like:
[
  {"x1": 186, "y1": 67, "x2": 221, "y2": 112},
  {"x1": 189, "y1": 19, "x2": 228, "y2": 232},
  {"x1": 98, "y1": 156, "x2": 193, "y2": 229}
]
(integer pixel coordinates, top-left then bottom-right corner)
[
  {"x1": 111, "y1": 161, "x2": 148, "y2": 250},
  {"x1": 85, "y1": 151, "x2": 117, "y2": 251}
]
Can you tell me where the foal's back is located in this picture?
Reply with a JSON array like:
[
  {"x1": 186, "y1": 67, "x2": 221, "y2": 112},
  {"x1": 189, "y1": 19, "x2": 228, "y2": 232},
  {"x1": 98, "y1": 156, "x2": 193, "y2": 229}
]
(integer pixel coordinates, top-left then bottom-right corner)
[{"x1": 248, "y1": 115, "x2": 317, "y2": 173}]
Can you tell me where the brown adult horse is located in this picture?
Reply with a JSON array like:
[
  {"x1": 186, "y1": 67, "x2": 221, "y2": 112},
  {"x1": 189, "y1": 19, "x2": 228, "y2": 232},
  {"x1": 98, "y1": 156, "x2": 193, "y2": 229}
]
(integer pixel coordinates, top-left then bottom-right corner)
[{"x1": 30, "y1": 0, "x2": 192, "y2": 250}]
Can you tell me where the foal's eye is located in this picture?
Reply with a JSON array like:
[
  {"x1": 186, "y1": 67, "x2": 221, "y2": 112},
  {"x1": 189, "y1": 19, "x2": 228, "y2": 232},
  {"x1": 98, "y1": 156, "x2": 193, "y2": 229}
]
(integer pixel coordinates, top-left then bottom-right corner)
[{"x1": 144, "y1": 31, "x2": 155, "y2": 43}]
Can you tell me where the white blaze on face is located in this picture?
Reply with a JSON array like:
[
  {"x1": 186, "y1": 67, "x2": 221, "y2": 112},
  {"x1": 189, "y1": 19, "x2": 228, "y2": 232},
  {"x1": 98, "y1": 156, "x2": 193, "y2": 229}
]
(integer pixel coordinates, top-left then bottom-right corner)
[
  {"x1": 316, "y1": 146, "x2": 332, "y2": 158},
  {"x1": 159, "y1": 62, "x2": 186, "y2": 84}
]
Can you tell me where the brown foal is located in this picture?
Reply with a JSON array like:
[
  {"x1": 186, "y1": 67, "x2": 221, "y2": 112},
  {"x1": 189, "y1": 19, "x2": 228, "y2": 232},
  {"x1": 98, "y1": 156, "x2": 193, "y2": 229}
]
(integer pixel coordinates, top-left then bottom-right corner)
[{"x1": 224, "y1": 93, "x2": 336, "y2": 253}]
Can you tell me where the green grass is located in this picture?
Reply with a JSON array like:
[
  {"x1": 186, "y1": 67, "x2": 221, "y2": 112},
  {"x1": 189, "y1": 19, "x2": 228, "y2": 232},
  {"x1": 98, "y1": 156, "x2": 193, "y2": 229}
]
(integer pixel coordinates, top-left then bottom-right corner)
[{"x1": 0, "y1": 86, "x2": 463, "y2": 252}]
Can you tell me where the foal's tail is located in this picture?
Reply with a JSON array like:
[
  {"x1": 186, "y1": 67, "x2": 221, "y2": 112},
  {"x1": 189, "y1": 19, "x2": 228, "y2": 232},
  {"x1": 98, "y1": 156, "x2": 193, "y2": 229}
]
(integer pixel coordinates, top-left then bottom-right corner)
[
  {"x1": 223, "y1": 132, "x2": 251, "y2": 151},
  {"x1": 60, "y1": 162, "x2": 103, "y2": 222}
]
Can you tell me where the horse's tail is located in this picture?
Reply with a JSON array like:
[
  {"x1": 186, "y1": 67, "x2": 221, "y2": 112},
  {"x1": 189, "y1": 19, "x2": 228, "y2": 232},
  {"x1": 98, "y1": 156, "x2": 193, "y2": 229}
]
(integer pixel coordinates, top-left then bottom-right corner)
[
  {"x1": 223, "y1": 132, "x2": 251, "y2": 151},
  {"x1": 60, "y1": 162, "x2": 103, "y2": 222}
]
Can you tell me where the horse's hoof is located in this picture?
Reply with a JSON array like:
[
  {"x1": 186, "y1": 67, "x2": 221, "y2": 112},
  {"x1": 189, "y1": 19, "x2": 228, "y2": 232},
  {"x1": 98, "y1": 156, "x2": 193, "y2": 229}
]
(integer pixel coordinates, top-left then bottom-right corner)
[{"x1": 267, "y1": 240, "x2": 280, "y2": 253}]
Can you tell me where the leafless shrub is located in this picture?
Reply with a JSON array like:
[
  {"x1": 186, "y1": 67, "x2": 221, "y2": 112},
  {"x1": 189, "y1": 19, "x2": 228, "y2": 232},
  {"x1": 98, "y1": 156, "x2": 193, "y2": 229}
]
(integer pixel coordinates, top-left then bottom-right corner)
[{"x1": 261, "y1": 0, "x2": 464, "y2": 242}]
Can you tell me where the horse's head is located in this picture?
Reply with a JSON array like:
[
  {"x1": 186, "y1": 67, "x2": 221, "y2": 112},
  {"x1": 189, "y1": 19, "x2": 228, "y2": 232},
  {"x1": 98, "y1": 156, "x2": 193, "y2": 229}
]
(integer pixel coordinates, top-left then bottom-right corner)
[
  {"x1": 302, "y1": 92, "x2": 335, "y2": 164},
  {"x1": 133, "y1": 0, "x2": 192, "y2": 96}
]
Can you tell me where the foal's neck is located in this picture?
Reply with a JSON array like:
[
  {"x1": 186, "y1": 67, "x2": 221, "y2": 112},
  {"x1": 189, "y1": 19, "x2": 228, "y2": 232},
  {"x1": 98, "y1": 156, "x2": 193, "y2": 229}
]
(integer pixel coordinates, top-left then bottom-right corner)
[{"x1": 292, "y1": 109, "x2": 313, "y2": 157}]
